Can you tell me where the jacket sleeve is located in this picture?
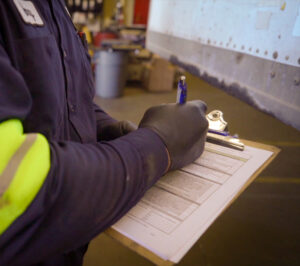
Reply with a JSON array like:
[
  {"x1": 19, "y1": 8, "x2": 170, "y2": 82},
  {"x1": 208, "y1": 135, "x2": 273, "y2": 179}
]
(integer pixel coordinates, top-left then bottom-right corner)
[{"x1": 0, "y1": 41, "x2": 168, "y2": 265}]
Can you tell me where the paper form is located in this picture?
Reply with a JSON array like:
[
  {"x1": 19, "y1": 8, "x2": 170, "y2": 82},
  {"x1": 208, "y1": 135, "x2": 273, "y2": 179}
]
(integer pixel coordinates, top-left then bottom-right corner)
[
  {"x1": 112, "y1": 142, "x2": 273, "y2": 263},
  {"x1": 141, "y1": 186, "x2": 198, "y2": 221},
  {"x1": 157, "y1": 171, "x2": 219, "y2": 204},
  {"x1": 195, "y1": 150, "x2": 245, "y2": 175}
]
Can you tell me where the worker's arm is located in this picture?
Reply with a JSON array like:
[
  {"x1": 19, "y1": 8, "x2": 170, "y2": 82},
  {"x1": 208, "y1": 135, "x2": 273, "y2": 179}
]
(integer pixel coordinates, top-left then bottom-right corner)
[
  {"x1": 0, "y1": 39, "x2": 208, "y2": 265},
  {"x1": 0, "y1": 43, "x2": 168, "y2": 264},
  {"x1": 93, "y1": 103, "x2": 137, "y2": 141}
]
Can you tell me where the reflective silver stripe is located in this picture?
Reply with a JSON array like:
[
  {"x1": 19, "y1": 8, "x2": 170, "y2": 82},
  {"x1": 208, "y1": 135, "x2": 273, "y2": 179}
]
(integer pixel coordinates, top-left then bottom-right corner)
[{"x1": 0, "y1": 134, "x2": 37, "y2": 197}]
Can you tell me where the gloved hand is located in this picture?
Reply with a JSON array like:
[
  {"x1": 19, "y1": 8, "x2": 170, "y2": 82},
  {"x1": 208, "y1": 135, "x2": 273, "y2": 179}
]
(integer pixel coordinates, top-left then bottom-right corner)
[
  {"x1": 139, "y1": 100, "x2": 208, "y2": 171},
  {"x1": 100, "y1": 120, "x2": 137, "y2": 141}
]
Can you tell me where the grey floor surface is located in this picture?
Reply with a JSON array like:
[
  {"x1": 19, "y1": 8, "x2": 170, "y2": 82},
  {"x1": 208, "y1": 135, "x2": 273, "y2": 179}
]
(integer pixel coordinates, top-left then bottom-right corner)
[{"x1": 84, "y1": 73, "x2": 300, "y2": 266}]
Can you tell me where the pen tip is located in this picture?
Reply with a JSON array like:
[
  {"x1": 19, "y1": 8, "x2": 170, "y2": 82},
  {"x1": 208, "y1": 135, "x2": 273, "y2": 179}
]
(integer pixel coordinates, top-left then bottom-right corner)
[{"x1": 179, "y1": 76, "x2": 186, "y2": 85}]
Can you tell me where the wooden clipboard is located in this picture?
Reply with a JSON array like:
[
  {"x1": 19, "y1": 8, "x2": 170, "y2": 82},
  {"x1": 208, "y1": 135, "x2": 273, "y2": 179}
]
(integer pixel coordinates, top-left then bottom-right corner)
[{"x1": 105, "y1": 141, "x2": 280, "y2": 266}]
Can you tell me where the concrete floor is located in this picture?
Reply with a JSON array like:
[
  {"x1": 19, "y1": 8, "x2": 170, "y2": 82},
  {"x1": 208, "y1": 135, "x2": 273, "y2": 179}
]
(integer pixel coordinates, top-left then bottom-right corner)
[{"x1": 84, "y1": 73, "x2": 300, "y2": 266}]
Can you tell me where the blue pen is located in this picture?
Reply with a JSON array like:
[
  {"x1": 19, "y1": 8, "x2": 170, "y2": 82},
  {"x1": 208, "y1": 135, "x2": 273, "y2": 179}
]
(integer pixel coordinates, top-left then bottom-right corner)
[
  {"x1": 208, "y1": 129, "x2": 231, "y2": 136},
  {"x1": 177, "y1": 76, "x2": 187, "y2": 104}
]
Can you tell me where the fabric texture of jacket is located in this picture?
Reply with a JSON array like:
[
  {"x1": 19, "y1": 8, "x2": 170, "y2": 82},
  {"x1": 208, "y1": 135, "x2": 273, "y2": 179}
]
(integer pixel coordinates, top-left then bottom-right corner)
[{"x1": 0, "y1": 1, "x2": 168, "y2": 265}]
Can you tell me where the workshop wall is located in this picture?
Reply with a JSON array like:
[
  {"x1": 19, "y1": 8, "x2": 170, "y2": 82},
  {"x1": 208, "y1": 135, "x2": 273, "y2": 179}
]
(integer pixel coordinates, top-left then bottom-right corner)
[{"x1": 146, "y1": 0, "x2": 300, "y2": 130}]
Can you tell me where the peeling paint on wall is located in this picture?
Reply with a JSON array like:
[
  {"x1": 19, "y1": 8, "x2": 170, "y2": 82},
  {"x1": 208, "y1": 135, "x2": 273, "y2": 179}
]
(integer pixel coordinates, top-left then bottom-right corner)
[
  {"x1": 292, "y1": 5, "x2": 300, "y2": 36},
  {"x1": 255, "y1": 11, "x2": 272, "y2": 29}
]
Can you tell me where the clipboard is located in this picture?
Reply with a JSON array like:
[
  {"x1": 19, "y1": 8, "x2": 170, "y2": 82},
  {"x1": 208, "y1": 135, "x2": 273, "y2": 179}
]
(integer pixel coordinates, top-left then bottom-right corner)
[{"x1": 104, "y1": 140, "x2": 279, "y2": 265}]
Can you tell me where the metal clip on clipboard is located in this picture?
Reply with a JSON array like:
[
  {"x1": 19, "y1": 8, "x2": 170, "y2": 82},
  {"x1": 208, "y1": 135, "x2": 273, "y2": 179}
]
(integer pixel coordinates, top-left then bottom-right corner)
[{"x1": 206, "y1": 110, "x2": 245, "y2": 151}]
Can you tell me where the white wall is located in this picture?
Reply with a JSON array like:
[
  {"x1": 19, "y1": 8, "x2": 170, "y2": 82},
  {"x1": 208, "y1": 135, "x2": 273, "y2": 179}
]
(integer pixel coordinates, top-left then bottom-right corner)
[
  {"x1": 146, "y1": 0, "x2": 300, "y2": 129},
  {"x1": 148, "y1": 0, "x2": 300, "y2": 67}
]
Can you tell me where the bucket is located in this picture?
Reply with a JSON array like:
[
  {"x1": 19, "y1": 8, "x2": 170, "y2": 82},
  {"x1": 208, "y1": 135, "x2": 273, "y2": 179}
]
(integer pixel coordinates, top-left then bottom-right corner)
[{"x1": 95, "y1": 50, "x2": 128, "y2": 98}]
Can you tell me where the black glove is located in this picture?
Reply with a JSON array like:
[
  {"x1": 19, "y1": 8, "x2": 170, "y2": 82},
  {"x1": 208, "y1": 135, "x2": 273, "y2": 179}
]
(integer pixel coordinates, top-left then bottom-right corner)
[
  {"x1": 139, "y1": 100, "x2": 208, "y2": 171},
  {"x1": 100, "y1": 120, "x2": 138, "y2": 141}
]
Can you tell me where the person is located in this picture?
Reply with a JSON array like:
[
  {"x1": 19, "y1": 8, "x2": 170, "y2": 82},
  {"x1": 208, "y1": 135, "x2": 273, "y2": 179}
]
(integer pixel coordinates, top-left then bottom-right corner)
[{"x1": 0, "y1": 1, "x2": 208, "y2": 265}]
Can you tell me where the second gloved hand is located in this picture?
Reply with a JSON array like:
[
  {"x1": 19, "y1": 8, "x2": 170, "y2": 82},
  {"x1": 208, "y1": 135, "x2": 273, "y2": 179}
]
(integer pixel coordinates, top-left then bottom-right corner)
[
  {"x1": 139, "y1": 100, "x2": 208, "y2": 171},
  {"x1": 100, "y1": 120, "x2": 137, "y2": 141}
]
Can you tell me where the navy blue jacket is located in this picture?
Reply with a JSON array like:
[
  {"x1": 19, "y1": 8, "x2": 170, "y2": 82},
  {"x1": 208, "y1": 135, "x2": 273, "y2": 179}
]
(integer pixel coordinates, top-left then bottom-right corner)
[{"x1": 0, "y1": 1, "x2": 168, "y2": 265}]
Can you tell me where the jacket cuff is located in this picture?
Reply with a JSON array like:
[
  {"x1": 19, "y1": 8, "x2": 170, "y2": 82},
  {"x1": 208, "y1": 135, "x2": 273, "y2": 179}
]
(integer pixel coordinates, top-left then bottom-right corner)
[{"x1": 107, "y1": 128, "x2": 169, "y2": 188}]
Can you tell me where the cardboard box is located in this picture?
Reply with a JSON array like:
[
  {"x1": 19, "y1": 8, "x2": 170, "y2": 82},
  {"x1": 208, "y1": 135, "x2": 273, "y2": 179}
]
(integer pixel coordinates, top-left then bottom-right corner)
[{"x1": 143, "y1": 57, "x2": 175, "y2": 92}]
